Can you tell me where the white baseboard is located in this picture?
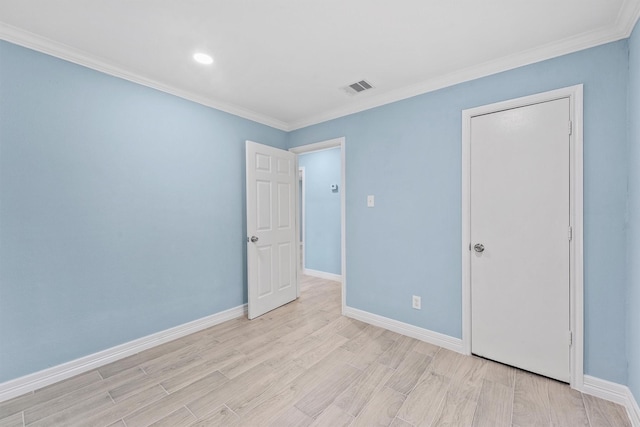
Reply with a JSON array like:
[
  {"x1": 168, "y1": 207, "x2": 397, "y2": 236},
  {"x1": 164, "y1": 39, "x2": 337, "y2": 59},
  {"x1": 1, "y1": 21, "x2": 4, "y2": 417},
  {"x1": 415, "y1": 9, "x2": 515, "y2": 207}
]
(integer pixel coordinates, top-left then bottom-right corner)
[
  {"x1": 303, "y1": 268, "x2": 342, "y2": 283},
  {"x1": 343, "y1": 306, "x2": 464, "y2": 353},
  {"x1": 0, "y1": 304, "x2": 247, "y2": 403},
  {"x1": 582, "y1": 375, "x2": 640, "y2": 426}
]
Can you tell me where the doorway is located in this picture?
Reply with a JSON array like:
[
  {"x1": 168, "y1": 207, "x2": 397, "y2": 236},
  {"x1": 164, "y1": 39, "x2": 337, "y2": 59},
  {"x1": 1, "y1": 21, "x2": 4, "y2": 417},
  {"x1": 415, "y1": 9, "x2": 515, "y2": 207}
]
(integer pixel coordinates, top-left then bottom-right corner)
[
  {"x1": 461, "y1": 86, "x2": 584, "y2": 387},
  {"x1": 298, "y1": 148, "x2": 341, "y2": 280},
  {"x1": 290, "y1": 137, "x2": 346, "y2": 313}
]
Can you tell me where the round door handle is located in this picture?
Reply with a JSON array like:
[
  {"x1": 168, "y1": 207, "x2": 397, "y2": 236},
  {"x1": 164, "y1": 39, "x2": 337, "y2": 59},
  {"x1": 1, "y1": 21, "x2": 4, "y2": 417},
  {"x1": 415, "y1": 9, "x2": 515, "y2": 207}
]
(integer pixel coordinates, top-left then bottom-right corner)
[
  {"x1": 250, "y1": 236, "x2": 259, "y2": 243},
  {"x1": 474, "y1": 243, "x2": 485, "y2": 253}
]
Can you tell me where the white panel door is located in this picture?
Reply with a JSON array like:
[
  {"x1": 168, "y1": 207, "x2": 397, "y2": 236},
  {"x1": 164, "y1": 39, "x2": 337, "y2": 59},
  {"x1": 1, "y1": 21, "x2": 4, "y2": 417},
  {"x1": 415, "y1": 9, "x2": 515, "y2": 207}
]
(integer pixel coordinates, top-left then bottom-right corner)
[
  {"x1": 470, "y1": 98, "x2": 570, "y2": 382},
  {"x1": 246, "y1": 141, "x2": 297, "y2": 319}
]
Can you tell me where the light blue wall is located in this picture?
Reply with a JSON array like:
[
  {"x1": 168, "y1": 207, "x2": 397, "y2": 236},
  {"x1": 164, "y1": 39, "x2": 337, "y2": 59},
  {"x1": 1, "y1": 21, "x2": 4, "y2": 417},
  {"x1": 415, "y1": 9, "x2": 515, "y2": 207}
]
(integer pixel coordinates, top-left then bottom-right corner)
[
  {"x1": 627, "y1": 20, "x2": 640, "y2": 404},
  {"x1": 299, "y1": 148, "x2": 341, "y2": 275},
  {"x1": 0, "y1": 41, "x2": 287, "y2": 382},
  {"x1": 288, "y1": 41, "x2": 630, "y2": 384},
  {"x1": 1, "y1": 33, "x2": 636, "y2": 389}
]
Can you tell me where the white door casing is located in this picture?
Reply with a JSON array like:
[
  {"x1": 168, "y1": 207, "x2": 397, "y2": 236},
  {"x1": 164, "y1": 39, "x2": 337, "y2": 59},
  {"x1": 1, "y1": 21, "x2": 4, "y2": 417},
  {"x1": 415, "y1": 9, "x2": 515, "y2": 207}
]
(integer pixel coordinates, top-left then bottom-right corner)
[
  {"x1": 289, "y1": 137, "x2": 346, "y2": 313},
  {"x1": 299, "y1": 167, "x2": 305, "y2": 272},
  {"x1": 462, "y1": 85, "x2": 584, "y2": 387},
  {"x1": 246, "y1": 141, "x2": 298, "y2": 319}
]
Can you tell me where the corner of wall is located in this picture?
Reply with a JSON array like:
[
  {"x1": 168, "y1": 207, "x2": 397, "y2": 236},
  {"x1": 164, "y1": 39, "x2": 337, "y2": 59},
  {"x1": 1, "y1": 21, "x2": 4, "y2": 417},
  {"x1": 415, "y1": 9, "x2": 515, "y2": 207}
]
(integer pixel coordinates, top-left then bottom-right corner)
[{"x1": 626, "y1": 12, "x2": 640, "y2": 416}]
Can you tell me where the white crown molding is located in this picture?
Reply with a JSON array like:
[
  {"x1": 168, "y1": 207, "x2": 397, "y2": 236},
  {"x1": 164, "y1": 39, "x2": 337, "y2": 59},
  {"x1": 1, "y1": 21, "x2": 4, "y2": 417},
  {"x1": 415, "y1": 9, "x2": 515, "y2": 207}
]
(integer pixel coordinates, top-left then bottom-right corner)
[
  {"x1": 343, "y1": 306, "x2": 464, "y2": 354},
  {"x1": 582, "y1": 375, "x2": 640, "y2": 426},
  {"x1": 0, "y1": 303, "x2": 247, "y2": 403},
  {"x1": 2, "y1": 3, "x2": 640, "y2": 133},
  {"x1": 616, "y1": 0, "x2": 640, "y2": 37},
  {"x1": 0, "y1": 23, "x2": 289, "y2": 132},
  {"x1": 289, "y1": 6, "x2": 640, "y2": 131}
]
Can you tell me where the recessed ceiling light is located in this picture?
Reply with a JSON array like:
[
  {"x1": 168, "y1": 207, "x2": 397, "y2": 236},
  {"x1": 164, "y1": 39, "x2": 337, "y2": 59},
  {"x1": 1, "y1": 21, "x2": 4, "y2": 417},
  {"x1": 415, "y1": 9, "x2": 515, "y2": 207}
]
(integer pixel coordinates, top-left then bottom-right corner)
[{"x1": 193, "y1": 52, "x2": 213, "y2": 65}]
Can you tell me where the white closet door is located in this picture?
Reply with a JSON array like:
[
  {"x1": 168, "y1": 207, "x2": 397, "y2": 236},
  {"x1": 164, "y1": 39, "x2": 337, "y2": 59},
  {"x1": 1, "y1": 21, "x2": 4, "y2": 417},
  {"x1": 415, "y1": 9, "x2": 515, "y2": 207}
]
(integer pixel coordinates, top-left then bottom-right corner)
[{"x1": 470, "y1": 98, "x2": 571, "y2": 382}]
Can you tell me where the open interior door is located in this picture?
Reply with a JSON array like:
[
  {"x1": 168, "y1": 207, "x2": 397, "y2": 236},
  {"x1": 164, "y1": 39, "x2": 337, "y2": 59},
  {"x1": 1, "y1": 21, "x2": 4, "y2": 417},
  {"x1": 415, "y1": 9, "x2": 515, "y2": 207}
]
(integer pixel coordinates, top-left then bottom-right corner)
[{"x1": 246, "y1": 140, "x2": 298, "y2": 319}]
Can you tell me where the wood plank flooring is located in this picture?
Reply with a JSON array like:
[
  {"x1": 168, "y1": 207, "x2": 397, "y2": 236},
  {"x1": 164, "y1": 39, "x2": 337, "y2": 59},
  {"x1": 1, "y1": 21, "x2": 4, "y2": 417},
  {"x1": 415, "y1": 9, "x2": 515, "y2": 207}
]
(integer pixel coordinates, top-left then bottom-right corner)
[{"x1": 0, "y1": 276, "x2": 632, "y2": 426}]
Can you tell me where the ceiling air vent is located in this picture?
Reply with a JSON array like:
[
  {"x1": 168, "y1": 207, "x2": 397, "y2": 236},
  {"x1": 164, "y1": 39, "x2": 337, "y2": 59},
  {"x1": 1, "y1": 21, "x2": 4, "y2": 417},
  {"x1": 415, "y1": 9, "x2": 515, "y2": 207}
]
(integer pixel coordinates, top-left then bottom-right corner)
[{"x1": 342, "y1": 80, "x2": 374, "y2": 96}]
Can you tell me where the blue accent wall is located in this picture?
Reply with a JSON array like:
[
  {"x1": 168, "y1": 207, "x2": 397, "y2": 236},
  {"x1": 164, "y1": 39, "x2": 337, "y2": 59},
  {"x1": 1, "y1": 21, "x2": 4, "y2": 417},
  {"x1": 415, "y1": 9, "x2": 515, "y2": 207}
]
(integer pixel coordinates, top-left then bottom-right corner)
[
  {"x1": 298, "y1": 148, "x2": 341, "y2": 275},
  {"x1": 289, "y1": 41, "x2": 630, "y2": 384},
  {"x1": 627, "y1": 19, "x2": 640, "y2": 405},
  {"x1": 0, "y1": 41, "x2": 287, "y2": 382}
]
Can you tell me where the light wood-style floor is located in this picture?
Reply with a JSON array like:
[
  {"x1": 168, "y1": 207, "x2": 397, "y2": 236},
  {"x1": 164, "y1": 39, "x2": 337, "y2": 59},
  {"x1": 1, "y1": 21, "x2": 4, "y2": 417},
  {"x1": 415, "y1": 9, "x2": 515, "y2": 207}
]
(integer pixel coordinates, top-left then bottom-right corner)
[{"x1": 0, "y1": 276, "x2": 632, "y2": 427}]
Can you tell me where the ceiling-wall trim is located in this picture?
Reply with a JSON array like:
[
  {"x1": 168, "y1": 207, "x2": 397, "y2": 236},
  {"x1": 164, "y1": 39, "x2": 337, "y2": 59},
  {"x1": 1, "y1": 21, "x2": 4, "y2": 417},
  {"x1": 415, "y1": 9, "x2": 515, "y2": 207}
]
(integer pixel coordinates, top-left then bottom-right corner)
[
  {"x1": 616, "y1": 0, "x2": 640, "y2": 36},
  {"x1": 2, "y1": 0, "x2": 639, "y2": 133},
  {"x1": 288, "y1": 0, "x2": 640, "y2": 130},
  {"x1": 0, "y1": 23, "x2": 290, "y2": 131}
]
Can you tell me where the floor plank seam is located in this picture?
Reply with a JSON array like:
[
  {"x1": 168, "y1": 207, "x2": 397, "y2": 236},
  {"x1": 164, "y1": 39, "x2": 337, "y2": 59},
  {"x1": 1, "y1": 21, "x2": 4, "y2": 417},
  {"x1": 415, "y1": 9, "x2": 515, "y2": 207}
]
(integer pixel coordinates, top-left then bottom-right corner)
[
  {"x1": 396, "y1": 415, "x2": 413, "y2": 426},
  {"x1": 468, "y1": 398, "x2": 480, "y2": 427},
  {"x1": 577, "y1": 392, "x2": 590, "y2": 427},
  {"x1": 581, "y1": 393, "x2": 593, "y2": 427},
  {"x1": 509, "y1": 374, "x2": 516, "y2": 427},
  {"x1": 222, "y1": 403, "x2": 239, "y2": 420},
  {"x1": 158, "y1": 383, "x2": 169, "y2": 396},
  {"x1": 546, "y1": 378, "x2": 552, "y2": 426}
]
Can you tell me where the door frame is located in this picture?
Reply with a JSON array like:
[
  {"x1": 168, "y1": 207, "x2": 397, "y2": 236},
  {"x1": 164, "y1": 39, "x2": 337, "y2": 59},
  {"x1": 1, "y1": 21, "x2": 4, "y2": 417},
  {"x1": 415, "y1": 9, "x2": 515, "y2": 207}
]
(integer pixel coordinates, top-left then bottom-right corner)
[
  {"x1": 461, "y1": 85, "x2": 584, "y2": 388},
  {"x1": 290, "y1": 137, "x2": 346, "y2": 313},
  {"x1": 298, "y1": 166, "x2": 306, "y2": 272}
]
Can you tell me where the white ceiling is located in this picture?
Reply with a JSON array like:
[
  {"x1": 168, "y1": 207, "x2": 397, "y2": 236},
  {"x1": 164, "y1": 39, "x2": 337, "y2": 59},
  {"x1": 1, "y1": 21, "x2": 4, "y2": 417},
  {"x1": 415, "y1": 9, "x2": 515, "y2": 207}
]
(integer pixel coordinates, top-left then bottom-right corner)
[{"x1": 1, "y1": 1, "x2": 639, "y2": 130}]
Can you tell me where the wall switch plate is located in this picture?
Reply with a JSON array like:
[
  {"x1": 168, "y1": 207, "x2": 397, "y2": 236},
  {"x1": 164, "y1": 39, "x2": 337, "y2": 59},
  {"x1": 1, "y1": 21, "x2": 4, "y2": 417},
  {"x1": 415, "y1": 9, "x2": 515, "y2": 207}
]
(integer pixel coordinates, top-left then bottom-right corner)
[
  {"x1": 412, "y1": 295, "x2": 421, "y2": 310},
  {"x1": 367, "y1": 195, "x2": 375, "y2": 207}
]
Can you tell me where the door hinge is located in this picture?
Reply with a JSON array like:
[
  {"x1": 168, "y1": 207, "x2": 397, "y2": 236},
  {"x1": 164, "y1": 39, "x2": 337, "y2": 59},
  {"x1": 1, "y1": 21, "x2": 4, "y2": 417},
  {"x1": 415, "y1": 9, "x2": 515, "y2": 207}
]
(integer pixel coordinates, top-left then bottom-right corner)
[
  {"x1": 568, "y1": 226, "x2": 572, "y2": 241},
  {"x1": 568, "y1": 120, "x2": 573, "y2": 136},
  {"x1": 469, "y1": 243, "x2": 471, "y2": 251},
  {"x1": 569, "y1": 331, "x2": 573, "y2": 346}
]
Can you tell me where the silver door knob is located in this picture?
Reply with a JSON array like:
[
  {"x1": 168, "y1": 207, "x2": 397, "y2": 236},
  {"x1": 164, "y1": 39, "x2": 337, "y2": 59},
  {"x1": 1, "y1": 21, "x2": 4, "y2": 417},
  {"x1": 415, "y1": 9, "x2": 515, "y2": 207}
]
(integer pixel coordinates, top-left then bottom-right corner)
[
  {"x1": 474, "y1": 243, "x2": 484, "y2": 253},
  {"x1": 250, "y1": 236, "x2": 259, "y2": 243}
]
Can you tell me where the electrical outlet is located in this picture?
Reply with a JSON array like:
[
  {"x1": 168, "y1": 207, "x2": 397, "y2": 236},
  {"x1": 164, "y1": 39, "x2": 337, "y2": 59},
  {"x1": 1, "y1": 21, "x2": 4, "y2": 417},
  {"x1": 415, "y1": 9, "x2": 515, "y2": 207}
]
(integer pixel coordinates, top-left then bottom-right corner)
[{"x1": 412, "y1": 295, "x2": 421, "y2": 310}]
